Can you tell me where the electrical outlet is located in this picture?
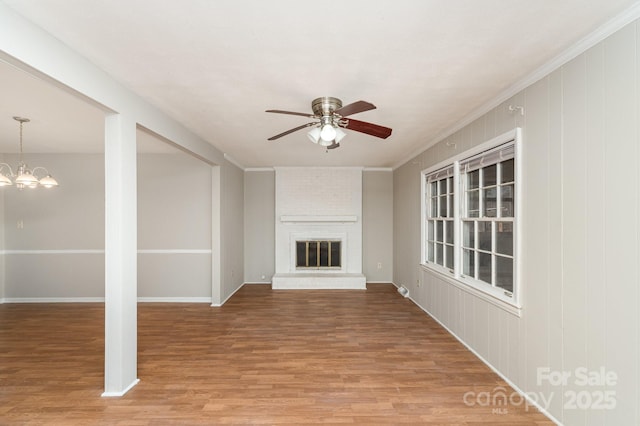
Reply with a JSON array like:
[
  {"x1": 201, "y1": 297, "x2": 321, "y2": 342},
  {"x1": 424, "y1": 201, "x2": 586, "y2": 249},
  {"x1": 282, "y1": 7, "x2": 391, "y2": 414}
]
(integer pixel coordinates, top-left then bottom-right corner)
[
  {"x1": 17, "y1": 220, "x2": 23, "y2": 229},
  {"x1": 377, "y1": 262, "x2": 382, "y2": 269}
]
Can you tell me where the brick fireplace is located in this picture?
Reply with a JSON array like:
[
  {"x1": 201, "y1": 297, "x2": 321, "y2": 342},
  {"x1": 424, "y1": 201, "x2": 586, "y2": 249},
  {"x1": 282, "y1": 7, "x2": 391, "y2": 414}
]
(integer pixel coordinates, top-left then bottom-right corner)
[{"x1": 271, "y1": 167, "x2": 366, "y2": 289}]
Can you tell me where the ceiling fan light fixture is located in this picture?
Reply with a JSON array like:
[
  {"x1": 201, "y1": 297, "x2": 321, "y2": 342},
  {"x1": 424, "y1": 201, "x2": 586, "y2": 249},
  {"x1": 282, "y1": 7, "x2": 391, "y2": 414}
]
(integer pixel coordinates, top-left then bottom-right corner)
[
  {"x1": 307, "y1": 127, "x2": 321, "y2": 144},
  {"x1": 320, "y1": 124, "x2": 337, "y2": 142},
  {"x1": 334, "y1": 127, "x2": 346, "y2": 143}
]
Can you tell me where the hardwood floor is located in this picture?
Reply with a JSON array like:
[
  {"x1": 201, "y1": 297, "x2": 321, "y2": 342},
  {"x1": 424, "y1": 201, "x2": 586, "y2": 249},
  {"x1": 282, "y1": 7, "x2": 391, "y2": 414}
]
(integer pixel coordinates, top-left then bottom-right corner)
[{"x1": 0, "y1": 284, "x2": 552, "y2": 425}]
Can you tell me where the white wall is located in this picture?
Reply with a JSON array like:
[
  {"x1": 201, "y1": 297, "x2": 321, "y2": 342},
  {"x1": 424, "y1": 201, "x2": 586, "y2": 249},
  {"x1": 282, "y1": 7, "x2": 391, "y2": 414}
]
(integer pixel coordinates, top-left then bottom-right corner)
[
  {"x1": 243, "y1": 168, "x2": 394, "y2": 285},
  {"x1": 219, "y1": 160, "x2": 244, "y2": 302},
  {"x1": 2, "y1": 153, "x2": 104, "y2": 300},
  {"x1": 244, "y1": 170, "x2": 275, "y2": 283},
  {"x1": 393, "y1": 19, "x2": 640, "y2": 425},
  {"x1": 137, "y1": 153, "x2": 212, "y2": 300},
  {"x1": 1, "y1": 152, "x2": 219, "y2": 301},
  {"x1": 362, "y1": 170, "x2": 393, "y2": 282}
]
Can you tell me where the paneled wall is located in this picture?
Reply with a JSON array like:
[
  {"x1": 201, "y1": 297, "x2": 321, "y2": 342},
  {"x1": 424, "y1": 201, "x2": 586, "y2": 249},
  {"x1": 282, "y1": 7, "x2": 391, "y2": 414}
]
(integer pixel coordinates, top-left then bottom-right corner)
[{"x1": 393, "y1": 20, "x2": 639, "y2": 425}]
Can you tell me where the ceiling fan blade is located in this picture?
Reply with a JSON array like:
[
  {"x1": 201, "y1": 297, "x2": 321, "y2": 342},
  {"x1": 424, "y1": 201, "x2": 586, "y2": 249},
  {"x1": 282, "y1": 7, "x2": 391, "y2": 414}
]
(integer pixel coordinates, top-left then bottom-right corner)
[
  {"x1": 334, "y1": 100, "x2": 376, "y2": 117},
  {"x1": 267, "y1": 122, "x2": 317, "y2": 141},
  {"x1": 266, "y1": 109, "x2": 316, "y2": 118},
  {"x1": 343, "y1": 118, "x2": 392, "y2": 139},
  {"x1": 327, "y1": 142, "x2": 340, "y2": 150}
]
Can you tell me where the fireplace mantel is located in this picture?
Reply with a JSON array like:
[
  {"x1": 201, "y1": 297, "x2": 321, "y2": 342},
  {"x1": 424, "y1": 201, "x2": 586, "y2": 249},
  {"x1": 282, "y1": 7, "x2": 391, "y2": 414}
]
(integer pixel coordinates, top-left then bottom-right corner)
[{"x1": 280, "y1": 215, "x2": 358, "y2": 223}]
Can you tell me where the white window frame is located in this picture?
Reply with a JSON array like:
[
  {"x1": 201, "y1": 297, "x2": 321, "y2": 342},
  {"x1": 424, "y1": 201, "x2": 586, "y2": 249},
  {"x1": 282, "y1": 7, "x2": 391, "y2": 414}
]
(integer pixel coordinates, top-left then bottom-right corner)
[{"x1": 420, "y1": 128, "x2": 522, "y2": 311}]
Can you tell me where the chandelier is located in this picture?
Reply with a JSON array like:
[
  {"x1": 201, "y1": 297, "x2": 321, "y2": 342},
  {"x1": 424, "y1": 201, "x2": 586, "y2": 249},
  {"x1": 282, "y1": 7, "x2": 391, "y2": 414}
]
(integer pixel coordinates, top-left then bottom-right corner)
[{"x1": 0, "y1": 116, "x2": 59, "y2": 189}]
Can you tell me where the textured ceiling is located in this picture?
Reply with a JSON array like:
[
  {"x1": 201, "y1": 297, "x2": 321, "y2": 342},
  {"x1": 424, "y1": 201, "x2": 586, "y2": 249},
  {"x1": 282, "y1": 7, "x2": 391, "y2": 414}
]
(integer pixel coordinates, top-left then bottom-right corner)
[{"x1": 1, "y1": 0, "x2": 638, "y2": 167}]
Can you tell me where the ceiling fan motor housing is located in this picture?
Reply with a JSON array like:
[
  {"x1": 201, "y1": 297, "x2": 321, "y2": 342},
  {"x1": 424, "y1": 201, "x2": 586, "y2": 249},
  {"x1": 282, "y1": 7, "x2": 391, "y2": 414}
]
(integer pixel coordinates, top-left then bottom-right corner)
[{"x1": 311, "y1": 97, "x2": 342, "y2": 117}]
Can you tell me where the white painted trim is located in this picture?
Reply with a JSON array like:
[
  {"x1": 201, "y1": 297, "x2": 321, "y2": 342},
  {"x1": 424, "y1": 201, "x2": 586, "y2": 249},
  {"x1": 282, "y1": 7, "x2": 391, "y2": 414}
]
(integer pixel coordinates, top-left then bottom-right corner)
[
  {"x1": 1, "y1": 249, "x2": 104, "y2": 255},
  {"x1": 366, "y1": 281, "x2": 394, "y2": 284},
  {"x1": 392, "y1": 3, "x2": 640, "y2": 170},
  {"x1": 137, "y1": 297, "x2": 211, "y2": 303},
  {"x1": 3, "y1": 297, "x2": 215, "y2": 303},
  {"x1": 138, "y1": 249, "x2": 212, "y2": 254},
  {"x1": 3, "y1": 297, "x2": 105, "y2": 303},
  {"x1": 407, "y1": 296, "x2": 560, "y2": 425},
  {"x1": 243, "y1": 282, "x2": 272, "y2": 285},
  {"x1": 211, "y1": 282, "x2": 245, "y2": 307},
  {"x1": 101, "y1": 378, "x2": 140, "y2": 398},
  {"x1": 280, "y1": 215, "x2": 358, "y2": 223},
  {"x1": 1, "y1": 249, "x2": 211, "y2": 254},
  {"x1": 245, "y1": 167, "x2": 274, "y2": 172},
  {"x1": 223, "y1": 153, "x2": 245, "y2": 170},
  {"x1": 363, "y1": 167, "x2": 393, "y2": 172}
]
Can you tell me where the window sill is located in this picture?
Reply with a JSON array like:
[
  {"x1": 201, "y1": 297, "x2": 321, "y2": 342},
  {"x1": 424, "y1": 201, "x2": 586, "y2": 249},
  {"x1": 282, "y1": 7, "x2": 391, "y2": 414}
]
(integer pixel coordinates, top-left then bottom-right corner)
[{"x1": 420, "y1": 263, "x2": 522, "y2": 317}]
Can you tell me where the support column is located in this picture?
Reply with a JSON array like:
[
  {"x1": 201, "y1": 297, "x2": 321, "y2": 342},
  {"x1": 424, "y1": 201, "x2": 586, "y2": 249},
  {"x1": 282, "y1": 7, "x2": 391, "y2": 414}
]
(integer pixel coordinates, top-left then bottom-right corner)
[{"x1": 103, "y1": 113, "x2": 138, "y2": 396}]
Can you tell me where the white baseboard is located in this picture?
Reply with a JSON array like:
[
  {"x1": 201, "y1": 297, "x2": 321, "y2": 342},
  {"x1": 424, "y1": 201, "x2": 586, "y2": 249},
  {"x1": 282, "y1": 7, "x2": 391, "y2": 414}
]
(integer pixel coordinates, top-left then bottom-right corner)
[
  {"x1": 4, "y1": 297, "x2": 105, "y2": 303},
  {"x1": 211, "y1": 282, "x2": 245, "y2": 307},
  {"x1": 137, "y1": 297, "x2": 211, "y2": 303},
  {"x1": 101, "y1": 378, "x2": 140, "y2": 397},
  {"x1": 243, "y1": 282, "x2": 272, "y2": 285},
  {"x1": 2, "y1": 297, "x2": 212, "y2": 303}
]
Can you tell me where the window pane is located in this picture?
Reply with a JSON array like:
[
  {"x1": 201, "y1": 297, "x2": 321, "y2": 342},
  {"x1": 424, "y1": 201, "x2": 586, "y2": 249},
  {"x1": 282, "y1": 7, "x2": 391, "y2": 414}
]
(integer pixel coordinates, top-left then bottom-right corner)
[
  {"x1": 445, "y1": 245, "x2": 454, "y2": 269},
  {"x1": 427, "y1": 242, "x2": 434, "y2": 262},
  {"x1": 427, "y1": 220, "x2": 434, "y2": 241},
  {"x1": 439, "y1": 179, "x2": 447, "y2": 195},
  {"x1": 430, "y1": 182, "x2": 437, "y2": 197},
  {"x1": 478, "y1": 221, "x2": 492, "y2": 251},
  {"x1": 447, "y1": 194, "x2": 453, "y2": 217},
  {"x1": 463, "y1": 249, "x2": 475, "y2": 277},
  {"x1": 308, "y1": 242, "x2": 318, "y2": 267},
  {"x1": 447, "y1": 176, "x2": 454, "y2": 194},
  {"x1": 439, "y1": 195, "x2": 447, "y2": 217},
  {"x1": 467, "y1": 190, "x2": 479, "y2": 218},
  {"x1": 500, "y1": 184, "x2": 514, "y2": 217},
  {"x1": 483, "y1": 187, "x2": 497, "y2": 217},
  {"x1": 445, "y1": 220, "x2": 453, "y2": 244},
  {"x1": 467, "y1": 170, "x2": 479, "y2": 190},
  {"x1": 436, "y1": 221, "x2": 443, "y2": 242},
  {"x1": 483, "y1": 165, "x2": 497, "y2": 187},
  {"x1": 501, "y1": 159, "x2": 514, "y2": 183},
  {"x1": 496, "y1": 256, "x2": 513, "y2": 293},
  {"x1": 478, "y1": 252, "x2": 492, "y2": 284},
  {"x1": 496, "y1": 222, "x2": 513, "y2": 256},
  {"x1": 463, "y1": 221, "x2": 474, "y2": 248},
  {"x1": 430, "y1": 197, "x2": 437, "y2": 217},
  {"x1": 436, "y1": 243, "x2": 443, "y2": 266}
]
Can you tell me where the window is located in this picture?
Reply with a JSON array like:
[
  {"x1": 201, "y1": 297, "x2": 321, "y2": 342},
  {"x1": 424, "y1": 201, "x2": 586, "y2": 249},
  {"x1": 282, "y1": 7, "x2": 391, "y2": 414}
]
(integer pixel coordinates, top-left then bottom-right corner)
[
  {"x1": 421, "y1": 129, "x2": 520, "y2": 306},
  {"x1": 424, "y1": 166, "x2": 454, "y2": 272}
]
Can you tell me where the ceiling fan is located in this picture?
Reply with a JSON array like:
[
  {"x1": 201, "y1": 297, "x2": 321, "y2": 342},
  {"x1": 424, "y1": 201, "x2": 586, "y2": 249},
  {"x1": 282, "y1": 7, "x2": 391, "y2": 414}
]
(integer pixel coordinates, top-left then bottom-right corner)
[{"x1": 266, "y1": 97, "x2": 392, "y2": 150}]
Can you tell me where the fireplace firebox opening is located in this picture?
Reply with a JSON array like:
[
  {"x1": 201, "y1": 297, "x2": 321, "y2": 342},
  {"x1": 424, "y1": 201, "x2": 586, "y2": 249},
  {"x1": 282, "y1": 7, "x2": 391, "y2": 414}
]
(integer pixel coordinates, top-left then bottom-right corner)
[{"x1": 296, "y1": 240, "x2": 341, "y2": 269}]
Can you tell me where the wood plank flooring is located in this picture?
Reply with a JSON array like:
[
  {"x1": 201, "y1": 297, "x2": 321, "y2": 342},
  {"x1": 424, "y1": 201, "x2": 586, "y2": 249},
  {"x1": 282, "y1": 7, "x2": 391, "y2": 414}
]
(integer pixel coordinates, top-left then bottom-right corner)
[{"x1": 0, "y1": 284, "x2": 552, "y2": 424}]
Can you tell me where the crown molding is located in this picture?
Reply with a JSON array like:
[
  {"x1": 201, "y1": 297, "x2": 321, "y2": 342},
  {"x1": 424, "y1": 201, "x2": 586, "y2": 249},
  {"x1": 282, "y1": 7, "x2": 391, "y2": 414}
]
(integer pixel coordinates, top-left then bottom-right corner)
[{"x1": 392, "y1": 2, "x2": 640, "y2": 170}]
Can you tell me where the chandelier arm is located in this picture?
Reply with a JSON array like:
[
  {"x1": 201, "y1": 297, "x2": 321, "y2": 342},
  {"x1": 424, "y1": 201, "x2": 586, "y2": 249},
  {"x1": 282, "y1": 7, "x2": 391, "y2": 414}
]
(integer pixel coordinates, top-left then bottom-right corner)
[
  {"x1": 31, "y1": 166, "x2": 51, "y2": 178},
  {"x1": 0, "y1": 163, "x2": 16, "y2": 176}
]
